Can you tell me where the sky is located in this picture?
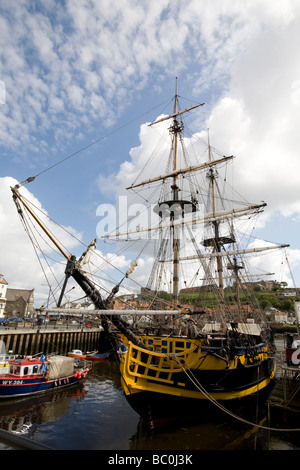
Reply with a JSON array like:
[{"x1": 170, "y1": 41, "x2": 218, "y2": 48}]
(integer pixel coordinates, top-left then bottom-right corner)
[{"x1": 1, "y1": 0, "x2": 300, "y2": 308}]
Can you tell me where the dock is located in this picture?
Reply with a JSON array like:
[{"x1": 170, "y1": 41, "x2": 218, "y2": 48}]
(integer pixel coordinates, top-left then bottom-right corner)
[
  {"x1": 0, "y1": 324, "x2": 104, "y2": 356},
  {"x1": 267, "y1": 363, "x2": 300, "y2": 427}
]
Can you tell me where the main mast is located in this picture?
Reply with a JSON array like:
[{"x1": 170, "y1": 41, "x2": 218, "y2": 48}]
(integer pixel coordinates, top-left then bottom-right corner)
[
  {"x1": 170, "y1": 81, "x2": 181, "y2": 305},
  {"x1": 151, "y1": 81, "x2": 200, "y2": 306}
]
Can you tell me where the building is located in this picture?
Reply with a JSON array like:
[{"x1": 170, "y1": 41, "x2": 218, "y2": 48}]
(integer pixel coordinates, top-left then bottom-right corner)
[
  {"x1": 264, "y1": 307, "x2": 289, "y2": 323},
  {"x1": 0, "y1": 274, "x2": 8, "y2": 318},
  {"x1": 5, "y1": 288, "x2": 34, "y2": 317}
]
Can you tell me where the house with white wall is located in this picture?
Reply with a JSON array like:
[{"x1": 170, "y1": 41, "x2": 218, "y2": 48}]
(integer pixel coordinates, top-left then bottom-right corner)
[{"x1": 0, "y1": 274, "x2": 8, "y2": 318}]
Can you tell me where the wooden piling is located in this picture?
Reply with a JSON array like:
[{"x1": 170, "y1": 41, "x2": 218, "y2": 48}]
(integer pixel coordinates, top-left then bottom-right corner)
[{"x1": 0, "y1": 327, "x2": 103, "y2": 356}]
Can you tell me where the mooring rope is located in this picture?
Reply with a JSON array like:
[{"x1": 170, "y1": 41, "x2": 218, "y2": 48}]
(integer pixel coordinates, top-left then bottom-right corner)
[{"x1": 172, "y1": 354, "x2": 300, "y2": 433}]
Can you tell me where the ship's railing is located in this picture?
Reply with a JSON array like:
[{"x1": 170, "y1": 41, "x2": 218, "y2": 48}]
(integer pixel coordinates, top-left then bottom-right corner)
[{"x1": 123, "y1": 338, "x2": 199, "y2": 385}]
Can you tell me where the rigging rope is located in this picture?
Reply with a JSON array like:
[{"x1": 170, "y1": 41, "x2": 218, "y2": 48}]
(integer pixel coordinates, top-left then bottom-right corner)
[
  {"x1": 173, "y1": 354, "x2": 300, "y2": 433},
  {"x1": 17, "y1": 98, "x2": 175, "y2": 188}
]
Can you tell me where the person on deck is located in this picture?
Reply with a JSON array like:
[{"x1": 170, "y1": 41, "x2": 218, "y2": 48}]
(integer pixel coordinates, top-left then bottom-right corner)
[{"x1": 117, "y1": 337, "x2": 127, "y2": 355}]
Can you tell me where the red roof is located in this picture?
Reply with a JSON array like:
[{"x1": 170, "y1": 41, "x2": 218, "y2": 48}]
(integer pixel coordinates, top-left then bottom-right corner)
[
  {"x1": 0, "y1": 275, "x2": 8, "y2": 285},
  {"x1": 11, "y1": 358, "x2": 42, "y2": 366}
]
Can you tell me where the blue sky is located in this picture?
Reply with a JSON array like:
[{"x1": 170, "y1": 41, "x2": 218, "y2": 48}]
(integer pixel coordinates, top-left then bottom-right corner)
[{"x1": 1, "y1": 0, "x2": 300, "y2": 306}]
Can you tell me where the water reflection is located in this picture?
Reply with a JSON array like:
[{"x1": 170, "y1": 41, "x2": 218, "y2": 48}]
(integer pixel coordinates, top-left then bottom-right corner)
[
  {"x1": 0, "y1": 341, "x2": 298, "y2": 450},
  {"x1": 130, "y1": 413, "x2": 265, "y2": 450},
  {"x1": 0, "y1": 383, "x2": 87, "y2": 436}
]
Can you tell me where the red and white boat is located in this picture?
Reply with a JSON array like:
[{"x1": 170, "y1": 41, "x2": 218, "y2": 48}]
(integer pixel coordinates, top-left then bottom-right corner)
[{"x1": 0, "y1": 354, "x2": 89, "y2": 398}]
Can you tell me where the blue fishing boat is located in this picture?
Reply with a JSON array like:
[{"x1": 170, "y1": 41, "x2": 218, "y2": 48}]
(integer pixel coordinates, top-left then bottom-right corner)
[
  {"x1": 86, "y1": 351, "x2": 110, "y2": 361},
  {"x1": 0, "y1": 354, "x2": 89, "y2": 398}
]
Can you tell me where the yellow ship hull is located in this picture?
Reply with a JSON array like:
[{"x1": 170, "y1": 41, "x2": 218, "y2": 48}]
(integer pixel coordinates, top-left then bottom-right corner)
[{"x1": 119, "y1": 335, "x2": 276, "y2": 428}]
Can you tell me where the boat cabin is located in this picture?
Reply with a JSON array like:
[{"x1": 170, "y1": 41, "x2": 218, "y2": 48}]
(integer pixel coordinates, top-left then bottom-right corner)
[
  {"x1": 9, "y1": 358, "x2": 44, "y2": 377},
  {"x1": 68, "y1": 349, "x2": 86, "y2": 358},
  {"x1": 70, "y1": 350, "x2": 83, "y2": 356}
]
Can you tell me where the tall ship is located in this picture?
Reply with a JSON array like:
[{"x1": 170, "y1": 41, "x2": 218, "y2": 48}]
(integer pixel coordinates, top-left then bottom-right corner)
[{"x1": 11, "y1": 83, "x2": 289, "y2": 428}]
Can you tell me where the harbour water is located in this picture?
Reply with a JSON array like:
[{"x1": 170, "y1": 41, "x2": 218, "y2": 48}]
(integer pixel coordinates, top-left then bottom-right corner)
[{"x1": 0, "y1": 338, "x2": 299, "y2": 452}]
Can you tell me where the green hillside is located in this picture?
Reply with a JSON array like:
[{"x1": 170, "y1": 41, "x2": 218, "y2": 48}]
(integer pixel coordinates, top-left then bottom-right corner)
[{"x1": 178, "y1": 286, "x2": 298, "y2": 312}]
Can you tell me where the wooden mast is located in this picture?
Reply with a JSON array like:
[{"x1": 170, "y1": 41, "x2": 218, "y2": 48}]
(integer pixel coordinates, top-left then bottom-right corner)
[
  {"x1": 170, "y1": 79, "x2": 180, "y2": 305},
  {"x1": 207, "y1": 130, "x2": 224, "y2": 299}
]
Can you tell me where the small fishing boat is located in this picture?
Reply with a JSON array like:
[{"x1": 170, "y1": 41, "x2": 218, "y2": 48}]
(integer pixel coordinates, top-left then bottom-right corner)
[
  {"x1": 68, "y1": 349, "x2": 86, "y2": 359},
  {"x1": 0, "y1": 354, "x2": 89, "y2": 398},
  {"x1": 68, "y1": 349, "x2": 110, "y2": 361}
]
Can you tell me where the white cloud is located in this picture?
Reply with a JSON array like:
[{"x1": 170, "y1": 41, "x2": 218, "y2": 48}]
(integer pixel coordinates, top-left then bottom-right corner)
[
  {"x1": 204, "y1": 16, "x2": 300, "y2": 220},
  {"x1": 0, "y1": 175, "x2": 141, "y2": 306},
  {"x1": 0, "y1": 177, "x2": 83, "y2": 306},
  {"x1": 1, "y1": 0, "x2": 272, "y2": 155},
  {"x1": 1, "y1": 3, "x2": 295, "y2": 139},
  {"x1": 1, "y1": 0, "x2": 300, "y2": 298},
  {"x1": 244, "y1": 239, "x2": 293, "y2": 286}
]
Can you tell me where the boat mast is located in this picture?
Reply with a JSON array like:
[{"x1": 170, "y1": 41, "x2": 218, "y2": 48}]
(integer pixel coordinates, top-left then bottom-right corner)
[
  {"x1": 123, "y1": 83, "x2": 204, "y2": 304},
  {"x1": 170, "y1": 79, "x2": 181, "y2": 305},
  {"x1": 207, "y1": 131, "x2": 224, "y2": 299}
]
